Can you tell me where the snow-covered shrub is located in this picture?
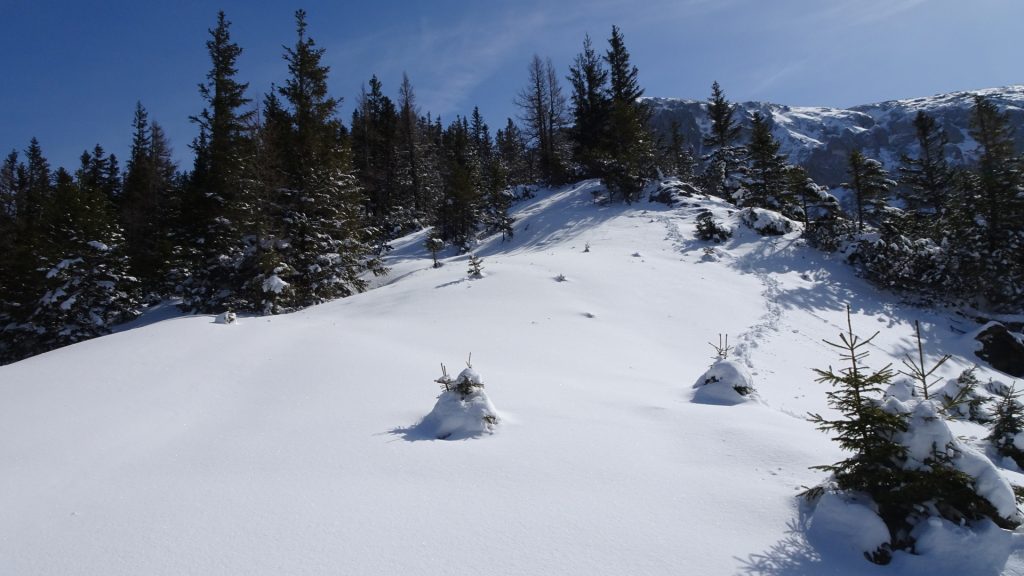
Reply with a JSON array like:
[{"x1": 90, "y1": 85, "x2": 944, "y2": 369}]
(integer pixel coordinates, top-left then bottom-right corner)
[
  {"x1": 648, "y1": 178, "x2": 703, "y2": 206},
  {"x1": 695, "y1": 210, "x2": 731, "y2": 242},
  {"x1": 806, "y1": 309, "x2": 1021, "y2": 564},
  {"x1": 692, "y1": 359, "x2": 756, "y2": 405},
  {"x1": 214, "y1": 311, "x2": 237, "y2": 325},
  {"x1": 739, "y1": 207, "x2": 794, "y2": 236},
  {"x1": 418, "y1": 361, "x2": 499, "y2": 440}
]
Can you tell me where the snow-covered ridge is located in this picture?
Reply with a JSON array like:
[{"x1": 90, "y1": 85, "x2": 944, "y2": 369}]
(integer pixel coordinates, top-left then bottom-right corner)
[{"x1": 646, "y1": 85, "x2": 1024, "y2": 186}]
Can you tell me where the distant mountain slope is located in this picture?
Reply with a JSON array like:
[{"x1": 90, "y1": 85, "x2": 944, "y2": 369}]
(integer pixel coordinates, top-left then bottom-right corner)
[{"x1": 647, "y1": 85, "x2": 1024, "y2": 186}]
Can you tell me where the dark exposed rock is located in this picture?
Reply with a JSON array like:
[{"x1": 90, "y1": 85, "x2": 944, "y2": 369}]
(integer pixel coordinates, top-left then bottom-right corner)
[{"x1": 975, "y1": 323, "x2": 1024, "y2": 377}]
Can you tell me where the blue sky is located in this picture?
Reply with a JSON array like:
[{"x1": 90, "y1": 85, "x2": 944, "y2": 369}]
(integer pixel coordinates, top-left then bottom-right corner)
[{"x1": 2, "y1": 0, "x2": 1021, "y2": 171}]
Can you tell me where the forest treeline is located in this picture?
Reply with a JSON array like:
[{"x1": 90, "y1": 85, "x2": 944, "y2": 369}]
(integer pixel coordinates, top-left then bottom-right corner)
[{"x1": 1, "y1": 10, "x2": 1021, "y2": 364}]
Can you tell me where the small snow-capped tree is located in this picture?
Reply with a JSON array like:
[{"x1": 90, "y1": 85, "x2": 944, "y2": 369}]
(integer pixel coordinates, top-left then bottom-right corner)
[
  {"x1": 425, "y1": 233, "x2": 444, "y2": 268},
  {"x1": 467, "y1": 254, "x2": 485, "y2": 278},
  {"x1": 420, "y1": 358, "x2": 499, "y2": 439},
  {"x1": 988, "y1": 385, "x2": 1024, "y2": 468}
]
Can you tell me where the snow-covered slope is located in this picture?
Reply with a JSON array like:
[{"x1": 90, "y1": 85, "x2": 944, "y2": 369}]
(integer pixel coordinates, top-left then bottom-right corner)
[
  {"x1": 647, "y1": 85, "x2": 1024, "y2": 186},
  {"x1": 3, "y1": 181, "x2": 1023, "y2": 575}
]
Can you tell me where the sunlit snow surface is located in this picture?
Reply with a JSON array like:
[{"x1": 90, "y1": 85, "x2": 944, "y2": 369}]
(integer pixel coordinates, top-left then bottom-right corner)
[{"x1": 3, "y1": 181, "x2": 1024, "y2": 575}]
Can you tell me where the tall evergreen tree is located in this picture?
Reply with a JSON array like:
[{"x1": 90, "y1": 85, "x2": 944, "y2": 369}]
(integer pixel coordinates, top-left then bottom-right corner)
[
  {"x1": 965, "y1": 95, "x2": 1024, "y2": 307},
  {"x1": 898, "y1": 111, "x2": 952, "y2": 219},
  {"x1": 351, "y1": 75, "x2": 400, "y2": 234},
  {"x1": 844, "y1": 150, "x2": 894, "y2": 232},
  {"x1": 744, "y1": 111, "x2": 792, "y2": 210},
  {"x1": 567, "y1": 34, "x2": 611, "y2": 179},
  {"x1": 181, "y1": 10, "x2": 253, "y2": 311},
  {"x1": 701, "y1": 81, "x2": 746, "y2": 200},
  {"x1": 602, "y1": 25, "x2": 654, "y2": 202},
  {"x1": 258, "y1": 9, "x2": 385, "y2": 309},
  {"x1": 396, "y1": 72, "x2": 425, "y2": 222}
]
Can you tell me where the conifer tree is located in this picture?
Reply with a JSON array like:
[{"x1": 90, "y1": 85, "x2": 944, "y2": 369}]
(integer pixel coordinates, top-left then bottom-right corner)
[
  {"x1": 396, "y1": 73, "x2": 425, "y2": 222},
  {"x1": 843, "y1": 150, "x2": 894, "y2": 232},
  {"x1": 966, "y1": 96, "x2": 1023, "y2": 307},
  {"x1": 898, "y1": 111, "x2": 952, "y2": 221},
  {"x1": 701, "y1": 82, "x2": 746, "y2": 200},
  {"x1": 660, "y1": 119, "x2": 696, "y2": 181},
  {"x1": 567, "y1": 34, "x2": 610, "y2": 179},
  {"x1": 989, "y1": 385, "x2": 1024, "y2": 468},
  {"x1": 496, "y1": 118, "x2": 530, "y2": 186},
  {"x1": 351, "y1": 75, "x2": 400, "y2": 234},
  {"x1": 745, "y1": 111, "x2": 791, "y2": 210},
  {"x1": 602, "y1": 25, "x2": 654, "y2": 202},
  {"x1": 260, "y1": 9, "x2": 385, "y2": 308}
]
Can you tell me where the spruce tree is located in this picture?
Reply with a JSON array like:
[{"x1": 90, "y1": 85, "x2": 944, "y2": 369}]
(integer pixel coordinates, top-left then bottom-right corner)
[
  {"x1": 843, "y1": 150, "x2": 894, "y2": 231},
  {"x1": 602, "y1": 25, "x2": 654, "y2": 202},
  {"x1": 263, "y1": 9, "x2": 385, "y2": 308},
  {"x1": 745, "y1": 111, "x2": 791, "y2": 210},
  {"x1": 701, "y1": 82, "x2": 746, "y2": 200},
  {"x1": 396, "y1": 73, "x2": 425, "y2": 223},
  {"x1": 351, "y1": 75, "x2": 400, "y2": 235},
  {"x1": 989, "y1": 385, "x2": 1024, "y2": 468},
  {"x1": 567, "y1": 34, "x2": 610, "y2": 179},
  {"x1": 898, "y1": 111, "x2": 952, "y2": 221},
  {"x1": 966, "y1": 96, "x2": 1023, "y2": 307},
  {"x1": 660, "y1": 119, "x2": 696, "y2": 181}
]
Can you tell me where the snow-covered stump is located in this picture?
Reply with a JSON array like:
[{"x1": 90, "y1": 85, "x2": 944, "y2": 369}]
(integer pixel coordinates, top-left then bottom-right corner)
[
  {"x1": 692, "y1": 359, "x2": 757, "y2": 405},
  {"x1": 417, "y1": 364, "x2": 499, "y2": 440}
]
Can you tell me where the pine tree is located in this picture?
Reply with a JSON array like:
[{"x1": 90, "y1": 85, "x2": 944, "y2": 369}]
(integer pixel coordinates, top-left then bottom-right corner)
[
  {"x1": 496, "y1": 118, "x2": 530, "y2": 187},
  {"x1": 745, "y1": 111, "x2": 791, "y2": 210},
  {"x1": 435, "y1": 116, "x2": 481, "y2": 250},
  {"x1": 351, "y1": 75, "x2": 400, "y2": 234},
  {"x1": 898, "y1": 111, "x2": 952, "y2": 222},
  {"x1": 966, "y1": 95, "x2": 1024, "y2": 307},
  {"x1": 660, "y1": 119, "x2": 696, "y2": 181},
  {"x1": 28, "y1": 166, "x2": 137, "y2": 354},
  {"x1": 261, "y1": 9, "x2": 385, "y2": 308},
  {"x1": 701, "y1": 82, "x2": 746, "y2": 200},
  {"x1": 396, "y1": 73, "x2": 425, "y2": 223},
  {"x1": 843, "y1": 150, "x2": 894, "y2": 232},
  {"x1": 602, "y1": 26, "x2": 654, "y2": 202},
  {"x1": 567, "y1": 34, "x2": 611, "y2": 179}
]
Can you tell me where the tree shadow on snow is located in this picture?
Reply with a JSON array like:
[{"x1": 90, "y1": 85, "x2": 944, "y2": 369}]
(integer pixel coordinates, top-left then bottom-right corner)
[{"x1": 734, "y1": 518, "x2": 827, "y2": 576}]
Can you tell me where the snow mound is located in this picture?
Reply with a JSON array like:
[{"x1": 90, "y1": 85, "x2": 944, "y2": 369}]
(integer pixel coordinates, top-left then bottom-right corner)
[
  {"x1": 214, "y1": 311, "x2": 237, "y2": 325},
  {"x1": 807, "y1": 490, "x2": 891, "y2": 562},
  {"x1": 692, "y1": 359, "x2": 757, "y2": 405},
  {"x1": 740, "y1": 207, "x2": 796, "y2": 236}
]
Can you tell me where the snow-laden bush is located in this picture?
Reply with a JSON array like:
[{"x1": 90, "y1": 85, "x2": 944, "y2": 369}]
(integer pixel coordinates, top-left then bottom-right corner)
[
  {"x1": 739, "y1": 207, "x2": 794, "y2": 236},
  {"x1": 214, "y1": 311, "x2": 237, "y2": 325},
  {"x1": 806, "y1": 308, "x2": 1021, "y2": 564},
  {"x1": 692, "y1": 359, "x2": 756, "y2": 405},
  {"x1": 417, "y1": 363, "x2": 499, "y2": 440},
  {"x1": 695, "y1": 210, "x2": 732, "y2": 242}
]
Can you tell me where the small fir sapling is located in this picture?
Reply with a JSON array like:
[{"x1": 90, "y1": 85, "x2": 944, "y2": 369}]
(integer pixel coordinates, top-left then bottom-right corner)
[
  {"x1": 807, "y1": 306, "x2": 1018, "y2": 565},
  {"x1": 422, "y1": 355, "x2": 499, "y2": 439},
  {"x1": 425, "y1": 235, "x2": 445, "y2": 268},
  {"x1": 467, "y1": 254, "x2": 485, "y2": 278},
  {"x1": 898, "y1": 320, "x2": 951, "y2": 400},
  {"x1": 693, "y1": 334, "x2": 757, "y2": 402},
  {"x1": 988, "y1": 384, "x2": 1024, "y2": 468}
]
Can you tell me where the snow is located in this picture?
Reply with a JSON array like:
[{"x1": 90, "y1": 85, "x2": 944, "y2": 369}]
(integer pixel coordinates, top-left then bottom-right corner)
[
  {"x1": 3, "y1": 181, "x2": 1024, "y2": 575},
  {"x1": 807, "y1": 490, "x2": 891, "y2": 561},
  {"x1": 262, "y1": 274, "x2": 289, "y2": 294}
]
